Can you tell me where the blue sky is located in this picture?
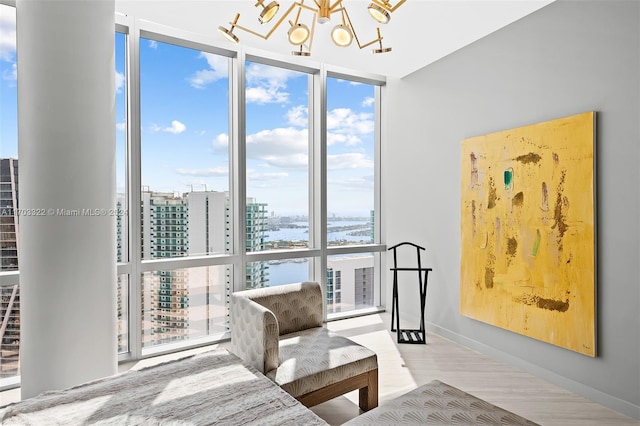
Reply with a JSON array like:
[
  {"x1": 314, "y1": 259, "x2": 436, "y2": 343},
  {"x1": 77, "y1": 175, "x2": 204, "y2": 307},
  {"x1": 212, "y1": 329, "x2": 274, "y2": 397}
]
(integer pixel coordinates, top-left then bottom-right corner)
[
  {"x1": 2, "y1": 5, "x2": 375, "y2": 217},
  {"x1": 0, "y1": 5, "x2": 17, "y2": 160}
]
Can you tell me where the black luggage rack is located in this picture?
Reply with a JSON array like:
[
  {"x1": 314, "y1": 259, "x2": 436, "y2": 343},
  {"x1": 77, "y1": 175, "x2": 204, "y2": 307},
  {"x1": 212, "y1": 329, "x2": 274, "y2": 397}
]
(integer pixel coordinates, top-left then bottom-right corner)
[{"x1": 388, "y1": 242, "x2": 432, "y2": 344}]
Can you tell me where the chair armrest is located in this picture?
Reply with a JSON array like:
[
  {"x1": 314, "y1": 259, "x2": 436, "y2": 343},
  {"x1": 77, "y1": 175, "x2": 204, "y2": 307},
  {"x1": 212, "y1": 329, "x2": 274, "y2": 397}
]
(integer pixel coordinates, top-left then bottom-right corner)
[
  {"x1": 230, "y1": 293, "x2": 280, "y2": 374},
  {"x1": 239, "y1": 282, "x2": 323, "y2": 335}
]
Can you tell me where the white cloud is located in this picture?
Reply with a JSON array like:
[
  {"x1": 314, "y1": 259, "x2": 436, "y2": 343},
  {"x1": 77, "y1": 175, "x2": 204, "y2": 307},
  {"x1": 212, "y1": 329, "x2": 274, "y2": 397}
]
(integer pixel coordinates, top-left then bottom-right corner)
[
  {"x1": 148, "y1": 40, "x2": 158, "y2": 49},
  {"x1": 212, "y1": 133, "x2": 229, "y2": 151},
  {"x1": 327, "y1": 108, "x2": 374, "y2": 136},
  {"x1": 188, "y1": 52, "x2": 228, "y2": 88},
  {"x1": 244, "y1": 62, "x2": 303, "y2": 104},
  {"x1": 0, "y1": 9, "x2": 16, "y2": 62},
  {"x1": 247, "y1": 170, "x2": 289, "y2": 181},
  {"x1": 115, "y1": 70, "x2": 124, "y2": 93},
  {"x1": 334, "y1": 79, "x2": 362, "y2": 86},
  {"x1": 151, "y1": 120, "x2": 186, "y2": 134},
  {"x1": 362, "y1": 97, "x2": 375, "y2": 107},
  {"x1": 329, "y1": 174, "x2": 374, "y2": 190},
  {"x1": 286, "y1": 105, "x2": 308, "y2": 127},
  {"x1": 2, "y1": 62, "x2": 16, "y2": 82},
  {"x1": 246, "y1": 63, "x2": 299, "y2": 85},
  {"x1": 116, "y1": 121, "x2": 126, "y2": 131},
  {"x1": 246, "y1": 85, "x2": 289, "y2": 104},
  {"x1": 328, "y1": 153, "x2": 374, "y2": 170},
  {"x1": 283, "y1": 106, "x2": 371, "y2": 145},
  {"x1": 175, "y1": 167, "x2": 228, "y2": 177},
  {"x1": 327, "y1": 132, "x2": 362, "y2": 146},
  {"x1": 247, "y1": 127, "x2": 308, "y2": 168}
]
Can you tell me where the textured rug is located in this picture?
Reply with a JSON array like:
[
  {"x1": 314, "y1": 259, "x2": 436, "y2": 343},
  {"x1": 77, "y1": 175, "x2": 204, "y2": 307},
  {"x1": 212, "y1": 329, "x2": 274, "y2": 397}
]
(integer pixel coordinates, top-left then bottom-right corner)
[
  {"x1": 0, "y1": 349, "x2": 327, "y2": 425},
  {"x1": 343, "y1": 379, "x2": 540, "y2": 425}
]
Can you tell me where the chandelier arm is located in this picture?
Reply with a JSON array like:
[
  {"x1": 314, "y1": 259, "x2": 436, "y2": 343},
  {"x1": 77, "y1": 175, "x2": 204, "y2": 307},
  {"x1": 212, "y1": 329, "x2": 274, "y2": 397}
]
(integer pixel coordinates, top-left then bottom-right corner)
[
  {"x1": 293, "y1": 0, "x2": 303, "y2": 24},
  {"x1": 356, "y1": 36, "x2": 384, "y2": 49},
  {"x1": 329, "y1": 0, "x2": 344, "y2": 12},
  {"x1": 341, "y1": 7, "x2": 382, "y2": 50},
  {"x1": 232, "y1": 1, "x2": 307, "y2": 40},
  {"x1": 370, "y1": 0, "x2": 406, "y2": 13},
  {"x1": 307, "y1": 12, "x2": 317, "y2": 50}
]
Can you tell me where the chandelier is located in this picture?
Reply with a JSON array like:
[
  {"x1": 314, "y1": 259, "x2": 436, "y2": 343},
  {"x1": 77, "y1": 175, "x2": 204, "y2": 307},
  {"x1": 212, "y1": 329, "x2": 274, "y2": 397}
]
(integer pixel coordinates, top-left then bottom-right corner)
[{"x1": 218, "y1": 0, "x2": 407, "y2": 56}]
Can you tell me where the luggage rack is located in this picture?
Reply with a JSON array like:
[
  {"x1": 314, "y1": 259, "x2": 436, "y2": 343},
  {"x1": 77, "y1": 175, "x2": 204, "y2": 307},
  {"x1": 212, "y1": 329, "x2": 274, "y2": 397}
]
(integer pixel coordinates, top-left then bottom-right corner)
[{"x1": 388, "y1": 242, "x2": 432, "y2": 344}]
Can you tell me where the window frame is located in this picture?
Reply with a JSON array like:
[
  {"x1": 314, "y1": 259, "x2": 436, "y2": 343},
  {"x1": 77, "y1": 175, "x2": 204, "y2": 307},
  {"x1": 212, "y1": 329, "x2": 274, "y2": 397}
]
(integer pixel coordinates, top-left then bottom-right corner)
[{"x1": 0, "y1": 10, "x2": 387, "y2": 388}]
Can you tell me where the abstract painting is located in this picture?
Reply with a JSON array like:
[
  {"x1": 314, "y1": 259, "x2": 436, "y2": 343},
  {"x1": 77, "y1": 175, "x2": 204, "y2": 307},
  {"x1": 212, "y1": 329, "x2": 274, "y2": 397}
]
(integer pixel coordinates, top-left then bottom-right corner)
[{"x1": 460, "y1": 112, "x2": 596, "y2": 356}]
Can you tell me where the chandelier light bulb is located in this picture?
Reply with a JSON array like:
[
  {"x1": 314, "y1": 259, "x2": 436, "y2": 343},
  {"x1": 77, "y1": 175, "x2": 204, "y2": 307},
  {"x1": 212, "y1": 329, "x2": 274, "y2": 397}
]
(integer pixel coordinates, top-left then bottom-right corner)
[
  {"x1": 218, "y1": 26, "x2": 239, "y2": 44},
  {"x1": 258, "y1": 1, "x2": 280, "y2": 24},
  {"x1": 331, "y1": 24, "x2": 353, "y2": 47},
  {"x1": 368, "y1": 3, "x2": 391, "y2": 24},
  {"x1": 288, "y1": 23, "x2": 310, "y2": 45}
]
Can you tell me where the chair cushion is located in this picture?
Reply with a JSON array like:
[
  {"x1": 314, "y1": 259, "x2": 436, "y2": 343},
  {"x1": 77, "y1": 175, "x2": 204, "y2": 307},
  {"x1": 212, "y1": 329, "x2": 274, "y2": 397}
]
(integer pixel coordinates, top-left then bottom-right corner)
[{"x1": 266, "y1": 327, "x2": 378, "y2": 398}]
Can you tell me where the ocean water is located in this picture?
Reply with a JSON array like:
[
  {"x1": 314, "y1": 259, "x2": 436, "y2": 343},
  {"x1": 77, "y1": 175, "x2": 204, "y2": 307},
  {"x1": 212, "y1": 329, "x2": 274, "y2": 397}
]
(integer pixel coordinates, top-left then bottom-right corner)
[
  {"x1": 267, "y1": 260, "x2": 310, "y2": 286},
  {"x1": 267, "y1": 221, "x2": 372, "y2": 244},
  {"x1": 264, "y1": 220, "x2": 372, "y2": 286}
]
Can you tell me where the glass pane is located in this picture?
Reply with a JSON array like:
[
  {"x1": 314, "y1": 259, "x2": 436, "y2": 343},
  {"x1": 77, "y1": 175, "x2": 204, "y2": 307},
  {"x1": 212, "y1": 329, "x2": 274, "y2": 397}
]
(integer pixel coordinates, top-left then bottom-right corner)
[
  {"x1": 245, "y1": 61, "x2": 310, "y2": 252},
  {"x1": 1, "y1": 4, "x2": 18, "y2": 271},
  {"x1": 246, "y1": 257, "x2": 311, "y2": 289},
  {"x1": 117, "y1": 274, "x2": 129, "y2": 353},
  {"x1": 0, "y1": 284, "x2": 19, "y2": 380},
  {"x1": 327, "y1": 253, "x2": 375, "y2": 314},
  {"x1": 140, "y1": 38, "x2": 230, "y2": 260},
  {"x1": 115, "y1": 32, "x2": 128, "y2": 263},
  {"x1": 326, "y1": 77, "x2": 375, "y2": 246},
  {"x1": 0, "y1": 5, "x2": 20, "y2": 384},
  {"x1": 141, "y1": 265, "x2": 230, "y2": 349}
]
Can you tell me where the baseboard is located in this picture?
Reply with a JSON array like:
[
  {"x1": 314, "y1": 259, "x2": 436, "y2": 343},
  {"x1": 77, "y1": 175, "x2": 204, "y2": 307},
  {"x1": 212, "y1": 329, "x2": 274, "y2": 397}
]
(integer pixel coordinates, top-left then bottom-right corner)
[{"x1": 427, "y1": 322, "x2": 640, "y2": 420}]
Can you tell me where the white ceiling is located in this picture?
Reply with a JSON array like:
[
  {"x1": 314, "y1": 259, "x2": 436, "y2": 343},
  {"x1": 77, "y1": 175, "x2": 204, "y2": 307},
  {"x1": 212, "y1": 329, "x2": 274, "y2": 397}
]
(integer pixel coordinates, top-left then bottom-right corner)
[{"x1": 116, "y1": 0, "x2": 555, "y2": 78}]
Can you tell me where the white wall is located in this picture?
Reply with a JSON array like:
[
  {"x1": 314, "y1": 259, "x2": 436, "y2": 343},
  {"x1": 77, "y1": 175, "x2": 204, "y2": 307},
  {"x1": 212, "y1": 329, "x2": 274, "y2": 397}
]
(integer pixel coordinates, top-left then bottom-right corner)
[{"x1": 384, "y1": 0, "x2": 639, "y2": 419}]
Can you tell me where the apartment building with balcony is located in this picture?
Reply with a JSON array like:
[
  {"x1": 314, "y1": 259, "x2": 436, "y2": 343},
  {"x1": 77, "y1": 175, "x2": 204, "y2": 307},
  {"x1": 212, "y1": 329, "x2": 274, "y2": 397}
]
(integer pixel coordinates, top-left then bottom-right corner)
[{"x1": 0, "y1": 158, "x2": 19, "y2": 378}]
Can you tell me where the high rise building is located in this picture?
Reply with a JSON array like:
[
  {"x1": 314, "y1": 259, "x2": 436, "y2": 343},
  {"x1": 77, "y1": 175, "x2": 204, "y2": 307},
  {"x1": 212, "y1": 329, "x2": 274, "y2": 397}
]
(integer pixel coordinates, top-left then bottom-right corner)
[
  {"x1": 184, "y1": 191, "x2": 232, "y2": 341},
  {"x1": 0, "y1": 158, "x2": 19, "y2": 270},
  {"x1": 326, "y1": 256, "x2": 374, "y2": 313},
  {"x1": 141, "y1": 191, "x2": 190, "y2": 346},
  {"x1": 140, "y1": 190, "x2": 269, "y2": 346},
  {"x1": 0, "y1": 158, "x2": 20, "y2": 378},
  {"x1": 245, "y1": 198, "x2": 269, "y2": 289}
]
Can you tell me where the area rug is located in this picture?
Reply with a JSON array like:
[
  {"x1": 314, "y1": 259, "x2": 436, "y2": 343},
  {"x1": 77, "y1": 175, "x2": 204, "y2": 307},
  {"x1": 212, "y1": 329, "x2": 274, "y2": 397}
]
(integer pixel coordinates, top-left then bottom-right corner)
[
  {"x1": 343, "y1": 379, "x2": 540, "y2": 425},
  {"x1": 0, "y1": 349, "x2": 327, "y2": 425}
]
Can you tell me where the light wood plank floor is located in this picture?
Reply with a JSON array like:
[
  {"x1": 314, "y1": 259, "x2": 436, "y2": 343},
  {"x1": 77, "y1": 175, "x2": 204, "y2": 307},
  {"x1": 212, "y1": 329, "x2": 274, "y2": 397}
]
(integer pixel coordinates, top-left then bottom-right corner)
[
  {"x1": 311, "y1": 313, "x2": 639, "y2": 425},
  {"x1": 1, "y1": 312, "x2": 638, "y2": 425}
]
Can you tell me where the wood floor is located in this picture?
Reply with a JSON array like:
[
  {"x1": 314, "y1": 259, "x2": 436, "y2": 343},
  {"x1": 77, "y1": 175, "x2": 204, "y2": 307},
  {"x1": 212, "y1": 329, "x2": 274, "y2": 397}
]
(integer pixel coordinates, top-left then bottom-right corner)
[
  {"x1": 1, "y1": 312, "x2": 638, "y2": 425},
  {"x1": 311, "y1": 313, "x2": 639, "y2": 425}
]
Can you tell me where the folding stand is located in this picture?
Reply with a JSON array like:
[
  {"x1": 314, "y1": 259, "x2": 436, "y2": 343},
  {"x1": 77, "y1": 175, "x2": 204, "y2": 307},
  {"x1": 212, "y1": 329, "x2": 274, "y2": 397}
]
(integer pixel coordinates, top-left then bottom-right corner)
[{"x1": 388, "y1": 242, "x2": 432, "y2": 344}]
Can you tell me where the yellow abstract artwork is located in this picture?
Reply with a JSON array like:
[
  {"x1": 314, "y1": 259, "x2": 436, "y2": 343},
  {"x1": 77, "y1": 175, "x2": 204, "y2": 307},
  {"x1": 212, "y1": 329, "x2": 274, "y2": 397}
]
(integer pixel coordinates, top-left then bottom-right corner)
[{"x1": 460, "y1": 112, "x2": 596, "y2": 356}]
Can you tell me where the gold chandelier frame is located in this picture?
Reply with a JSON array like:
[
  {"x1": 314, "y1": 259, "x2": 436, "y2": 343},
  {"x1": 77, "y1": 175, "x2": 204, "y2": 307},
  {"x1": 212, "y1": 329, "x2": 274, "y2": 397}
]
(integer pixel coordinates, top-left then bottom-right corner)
[{"x1": 218, "y1": 0, "x2": 407, "y2": 56}]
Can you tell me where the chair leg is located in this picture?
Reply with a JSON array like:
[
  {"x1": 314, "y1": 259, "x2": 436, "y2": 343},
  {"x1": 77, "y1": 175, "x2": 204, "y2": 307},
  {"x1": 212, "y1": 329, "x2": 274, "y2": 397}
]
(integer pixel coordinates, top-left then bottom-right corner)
[{"x1": 358, "y1": 369, "x2": 378, "y2": 411}]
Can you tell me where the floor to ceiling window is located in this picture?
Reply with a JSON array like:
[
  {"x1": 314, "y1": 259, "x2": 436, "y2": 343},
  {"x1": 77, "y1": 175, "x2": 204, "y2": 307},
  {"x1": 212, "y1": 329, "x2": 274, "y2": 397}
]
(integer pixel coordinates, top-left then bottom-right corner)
[
  {"x1": 0, "y1": 3, "x2": 20, "y2": 387},
  {"x1": 1, "y1": 10, "x2": 385, "y2": 382},
  {"x1": 325, "y1": 75, "x2": 380, "y2": 315},
  {"x1": 115, "y1": 29, "x2": 129, "y2": 355},
  {"x1": 244, "y1": 60, "x2": 312, "y2": 288},
  {"x1": 138, "y1": 35, "x2": 232, "y2": 351}
]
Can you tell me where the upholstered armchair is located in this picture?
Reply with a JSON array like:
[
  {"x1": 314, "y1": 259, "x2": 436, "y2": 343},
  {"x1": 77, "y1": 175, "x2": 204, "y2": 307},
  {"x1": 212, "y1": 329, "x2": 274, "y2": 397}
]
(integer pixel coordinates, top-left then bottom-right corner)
[{"x1": 230, "y1": 281, "x2": 378, "y2": 411}]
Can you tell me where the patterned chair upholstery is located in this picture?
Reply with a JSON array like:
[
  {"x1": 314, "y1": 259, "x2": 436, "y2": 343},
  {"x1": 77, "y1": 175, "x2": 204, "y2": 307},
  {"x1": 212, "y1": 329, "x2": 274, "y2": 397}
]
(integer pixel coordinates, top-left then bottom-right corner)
[{"x1": 230, "y1": 281, "x2": 378, "y2": 411}]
